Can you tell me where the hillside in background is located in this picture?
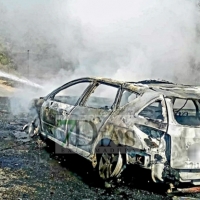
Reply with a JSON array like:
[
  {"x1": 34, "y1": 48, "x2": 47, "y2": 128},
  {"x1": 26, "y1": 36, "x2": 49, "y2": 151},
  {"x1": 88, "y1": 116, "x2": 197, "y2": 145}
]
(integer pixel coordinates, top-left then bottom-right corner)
[
  {"x1": 0, "y1": 41, "x2": 18, "y2": 96},
  {"x1": 0, "y1": 40, "x2": 19, "y2": 75},
  {"x1": 0, "y1": 39, "x2": 44, "y2": 96}
]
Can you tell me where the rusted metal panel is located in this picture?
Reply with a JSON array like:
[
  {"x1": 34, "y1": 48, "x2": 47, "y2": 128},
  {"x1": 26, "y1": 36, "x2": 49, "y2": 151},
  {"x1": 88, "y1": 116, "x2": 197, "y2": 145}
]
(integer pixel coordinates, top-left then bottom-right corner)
[{"x1": 177, "y1": 186, "x2": 200, "y2": 193}]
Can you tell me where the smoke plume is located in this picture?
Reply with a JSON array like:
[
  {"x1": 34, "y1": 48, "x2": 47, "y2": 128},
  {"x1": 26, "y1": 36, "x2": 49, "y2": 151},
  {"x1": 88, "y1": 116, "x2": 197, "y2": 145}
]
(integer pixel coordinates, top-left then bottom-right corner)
[{"x1": 0, "y1": 0, "x2": 200, "y2": 113}]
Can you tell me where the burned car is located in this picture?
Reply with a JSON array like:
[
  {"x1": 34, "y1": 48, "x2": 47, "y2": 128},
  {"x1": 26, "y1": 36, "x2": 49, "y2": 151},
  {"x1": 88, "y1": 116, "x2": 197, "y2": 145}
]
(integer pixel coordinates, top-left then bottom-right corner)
[{"x1": 30, "y1": 77, "x2": 200, "y2": 192}]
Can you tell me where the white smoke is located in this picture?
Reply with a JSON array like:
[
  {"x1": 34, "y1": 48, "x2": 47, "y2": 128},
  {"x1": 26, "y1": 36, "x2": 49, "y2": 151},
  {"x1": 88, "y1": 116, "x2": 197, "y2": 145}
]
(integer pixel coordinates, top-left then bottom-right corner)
[
  {"x1": 0, "y1": 0, "x2": 200, "y2": 114},
  {"x1": 0, "y1": 0, "x2": 200, "y2": 84},
  {"x1": 68, "y1": 0, "x2": 200, "y2": 83}
]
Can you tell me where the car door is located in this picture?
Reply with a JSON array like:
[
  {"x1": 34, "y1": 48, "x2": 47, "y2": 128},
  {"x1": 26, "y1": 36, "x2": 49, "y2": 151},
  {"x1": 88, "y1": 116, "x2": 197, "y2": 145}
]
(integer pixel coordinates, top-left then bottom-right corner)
[
  {"x1": 134, "y1": 92, "x2": 168, "y2": 149},
  {"x1": 40, "y1": 79, "x2": 93, "y2": 144},
  {"x1": 66, "y1": 81, "x2": 121, "y2": 156}
]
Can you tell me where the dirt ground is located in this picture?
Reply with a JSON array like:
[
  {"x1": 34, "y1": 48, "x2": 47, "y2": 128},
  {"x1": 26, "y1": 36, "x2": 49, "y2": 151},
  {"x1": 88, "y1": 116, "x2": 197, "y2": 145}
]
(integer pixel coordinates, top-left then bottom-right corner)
[{"x1": 0, "y1": 79, "x2": 199, "y2": 200}]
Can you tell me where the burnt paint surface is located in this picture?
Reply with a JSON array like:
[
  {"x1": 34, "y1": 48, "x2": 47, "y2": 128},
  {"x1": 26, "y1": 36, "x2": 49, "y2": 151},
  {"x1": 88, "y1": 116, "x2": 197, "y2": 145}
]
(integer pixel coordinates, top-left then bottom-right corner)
[
  {"x1": 92, "y1": 91, "x2": 168, "y2": 169},
  {"x1": 41, "y1": 99, "x2": 74, "y2": 142},
  {"x1": 67, "y1": 106, "x2": 112, "y2": 152},
  {"x1": 166, "y1": 98, "x2": 200, "y2": 171}
]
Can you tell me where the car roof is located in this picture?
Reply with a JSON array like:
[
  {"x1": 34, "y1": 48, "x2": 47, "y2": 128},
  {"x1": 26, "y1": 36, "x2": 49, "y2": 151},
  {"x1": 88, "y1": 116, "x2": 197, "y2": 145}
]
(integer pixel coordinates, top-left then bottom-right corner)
[
  {"x1": 128, "y1": 80, "x2": 200, "y2": 99},
  {"x1": 93, "y1": 77, "x2": 200, "y2": 99},
  {"x1": 66, "y1": 77, "x2": 200, "y2": 99}
]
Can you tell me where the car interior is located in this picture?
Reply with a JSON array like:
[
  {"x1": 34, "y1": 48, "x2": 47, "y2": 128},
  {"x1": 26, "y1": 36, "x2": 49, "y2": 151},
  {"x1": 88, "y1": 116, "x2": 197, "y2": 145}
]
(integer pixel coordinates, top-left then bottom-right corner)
[{"x1": 172, "y1": 98, "x2": 200, "y2": 126}]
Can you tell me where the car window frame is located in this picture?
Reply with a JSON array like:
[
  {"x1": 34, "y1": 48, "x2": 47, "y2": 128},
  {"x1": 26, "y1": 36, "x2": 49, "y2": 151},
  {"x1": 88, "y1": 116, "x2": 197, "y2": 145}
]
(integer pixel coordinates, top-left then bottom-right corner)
[
  {"x1": 173, "y1": 98, "x2": 198, "y2": 116},
  {"x1": 119, "y1": 88, "x2": 140, "y2": 107},
  {"x1": 171, "y1": 97, "x2": 200, "y2": 126},
  {"x1": 135, "y1": 96, "x2": 167, "y2": 123},
  {"x1": 165, "y1": 97, "x2": 200, "y2": 127},
  {"x1": 81, "y1": 80, "x2": 122, "y2": 111},
  {"x1": 47, "y1": 79, "x2": 94, "y2": 106}
]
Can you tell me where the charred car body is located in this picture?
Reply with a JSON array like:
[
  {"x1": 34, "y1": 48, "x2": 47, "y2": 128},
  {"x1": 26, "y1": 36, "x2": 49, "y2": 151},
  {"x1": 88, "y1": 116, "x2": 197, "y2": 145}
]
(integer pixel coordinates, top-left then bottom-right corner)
[{"x1": 31, "y1": 77, "x2": 200, "y2": 191}]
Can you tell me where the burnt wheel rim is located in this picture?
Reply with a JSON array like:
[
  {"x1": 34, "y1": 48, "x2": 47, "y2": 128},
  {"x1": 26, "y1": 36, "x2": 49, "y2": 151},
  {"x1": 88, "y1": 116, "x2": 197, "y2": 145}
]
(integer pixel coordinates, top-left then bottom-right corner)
[{"x1": 99, "y1": 152, "x2": 122, "y2": 180}]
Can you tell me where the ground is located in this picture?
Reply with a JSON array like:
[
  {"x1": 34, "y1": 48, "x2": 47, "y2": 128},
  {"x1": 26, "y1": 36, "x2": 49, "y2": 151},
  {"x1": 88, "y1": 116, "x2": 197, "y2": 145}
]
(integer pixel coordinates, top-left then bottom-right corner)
[{"x1": 0, "y1": 112, "x2": 200, "y2": 200}]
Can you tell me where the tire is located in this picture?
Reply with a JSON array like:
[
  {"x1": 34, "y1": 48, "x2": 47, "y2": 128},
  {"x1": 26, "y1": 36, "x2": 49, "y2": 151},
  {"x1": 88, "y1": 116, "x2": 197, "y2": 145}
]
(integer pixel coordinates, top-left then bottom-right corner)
[{"x1": 96, "y1": 141, "x2": 125, "y2": 187}]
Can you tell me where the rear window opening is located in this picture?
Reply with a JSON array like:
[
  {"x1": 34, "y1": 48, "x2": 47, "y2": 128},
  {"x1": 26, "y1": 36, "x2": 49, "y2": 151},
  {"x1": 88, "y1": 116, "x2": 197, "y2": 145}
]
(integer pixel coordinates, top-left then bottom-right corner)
[
  {"x1": 172, "y1": 98, "x2": 200, "y2": 126},
  {"x1": 139, "y1": 100, "x2": 164, "y2": 121}
]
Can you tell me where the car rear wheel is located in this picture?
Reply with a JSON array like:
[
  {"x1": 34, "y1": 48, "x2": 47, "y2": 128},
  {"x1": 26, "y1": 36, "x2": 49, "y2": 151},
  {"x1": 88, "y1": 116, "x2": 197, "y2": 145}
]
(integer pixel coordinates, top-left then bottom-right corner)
[
  {"x1": 98, "y1": 150, "x2": 124, "y2": 187},
  {"x1": 99, "y1": 152, "x2": 122, "y2": 179}
]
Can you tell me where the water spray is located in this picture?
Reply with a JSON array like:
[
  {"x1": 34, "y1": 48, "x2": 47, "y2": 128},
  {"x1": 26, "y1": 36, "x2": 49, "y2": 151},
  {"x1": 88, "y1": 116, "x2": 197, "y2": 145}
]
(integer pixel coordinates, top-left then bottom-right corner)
[{"x1": 0, "y1": 70, "x2": 43, "y2": 89}]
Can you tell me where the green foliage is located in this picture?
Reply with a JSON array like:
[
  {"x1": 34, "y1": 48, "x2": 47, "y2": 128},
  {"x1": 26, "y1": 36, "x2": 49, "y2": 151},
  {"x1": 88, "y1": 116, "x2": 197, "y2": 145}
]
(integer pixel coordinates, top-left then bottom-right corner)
[{"x1": 0, "y1": 53, "x2": 10, "y2": 65}]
